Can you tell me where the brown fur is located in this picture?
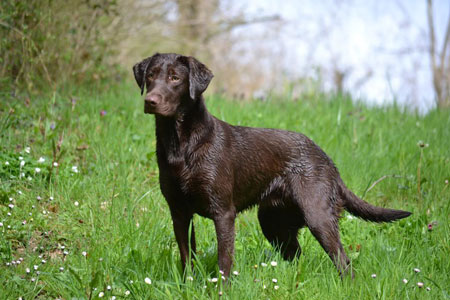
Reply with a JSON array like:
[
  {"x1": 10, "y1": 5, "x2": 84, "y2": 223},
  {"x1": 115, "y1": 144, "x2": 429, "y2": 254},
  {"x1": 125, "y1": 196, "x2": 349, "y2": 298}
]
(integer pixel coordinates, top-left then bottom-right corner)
[{"x1": 132, "y1": 53, "x2": 411, "y2": 277}]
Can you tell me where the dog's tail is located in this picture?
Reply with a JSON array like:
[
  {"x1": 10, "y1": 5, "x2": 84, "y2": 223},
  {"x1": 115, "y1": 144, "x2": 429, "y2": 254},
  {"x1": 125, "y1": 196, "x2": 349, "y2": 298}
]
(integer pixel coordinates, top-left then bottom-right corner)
[{"x1": 340, "y1": 181, "x2": 411, "y2": 222}]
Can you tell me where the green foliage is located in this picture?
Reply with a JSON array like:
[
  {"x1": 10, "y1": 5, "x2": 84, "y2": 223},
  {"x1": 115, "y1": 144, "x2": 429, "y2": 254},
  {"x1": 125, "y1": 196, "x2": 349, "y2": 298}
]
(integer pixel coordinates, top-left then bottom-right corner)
[
  {"x1": 0, "y1": 0, "x2": 119, "y2": 95},
  {"x1": 0, "y1": 84, "x2": 449, "y2": 299}
]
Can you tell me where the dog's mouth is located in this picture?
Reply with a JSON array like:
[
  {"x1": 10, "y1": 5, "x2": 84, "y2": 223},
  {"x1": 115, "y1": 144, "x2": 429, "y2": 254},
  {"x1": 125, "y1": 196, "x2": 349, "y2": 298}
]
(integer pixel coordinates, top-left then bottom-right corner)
[
  {"x1": 144, "y1": 101, "x2": 156, "y2": 114},
  {"x1": 144, "y1": 102, "x2": 175, "y2": 117}
]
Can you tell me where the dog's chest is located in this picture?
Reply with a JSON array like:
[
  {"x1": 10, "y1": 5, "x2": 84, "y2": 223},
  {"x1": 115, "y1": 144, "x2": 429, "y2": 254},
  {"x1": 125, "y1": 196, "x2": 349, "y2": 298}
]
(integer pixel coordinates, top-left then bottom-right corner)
[{"x1": 159, "y1": 152, "x2": 218, "y2": 214}]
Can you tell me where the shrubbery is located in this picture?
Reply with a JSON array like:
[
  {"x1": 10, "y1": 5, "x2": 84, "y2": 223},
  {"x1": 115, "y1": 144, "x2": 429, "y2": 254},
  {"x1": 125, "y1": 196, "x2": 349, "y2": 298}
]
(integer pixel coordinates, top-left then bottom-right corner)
[{"x1": 0, "y1": 0, "x2": 119, "y2": 95}]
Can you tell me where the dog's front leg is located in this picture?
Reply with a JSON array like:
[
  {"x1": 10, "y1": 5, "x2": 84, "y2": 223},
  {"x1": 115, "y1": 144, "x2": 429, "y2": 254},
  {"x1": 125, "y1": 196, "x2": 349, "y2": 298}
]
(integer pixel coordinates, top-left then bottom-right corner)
[
  {"x1": 213, "y1": 210, "x2": 236, "y2": 277},
  {"x1": 170, "y1": 208, "x2": 196, "y2": 273}
]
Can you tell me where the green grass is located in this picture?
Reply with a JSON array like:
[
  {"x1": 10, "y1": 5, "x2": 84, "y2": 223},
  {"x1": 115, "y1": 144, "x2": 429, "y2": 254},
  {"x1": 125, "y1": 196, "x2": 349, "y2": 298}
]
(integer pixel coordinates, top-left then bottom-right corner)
[{"x1": 0, "y1": 83, "x2": 449, "y2": 299}]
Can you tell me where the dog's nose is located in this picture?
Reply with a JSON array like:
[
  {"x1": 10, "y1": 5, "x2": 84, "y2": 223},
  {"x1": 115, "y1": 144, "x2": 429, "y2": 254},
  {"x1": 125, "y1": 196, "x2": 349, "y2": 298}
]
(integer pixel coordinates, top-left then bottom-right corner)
[{"x1": 145, "y1": 94, "x2": 162, "y2": 106}]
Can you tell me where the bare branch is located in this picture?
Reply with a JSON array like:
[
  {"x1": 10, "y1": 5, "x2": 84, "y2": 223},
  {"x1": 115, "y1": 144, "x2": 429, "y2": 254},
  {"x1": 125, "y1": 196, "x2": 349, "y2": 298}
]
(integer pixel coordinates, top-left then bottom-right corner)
[
  {"x1": 204, "y1": 15, "x2": 281, "y2": 42},
  {"x1": 427, "y1": 0, "x2": 437, "y2": 72},
  {"x1": 440, "y1": 4, "x2": 450, "y2": 72}
]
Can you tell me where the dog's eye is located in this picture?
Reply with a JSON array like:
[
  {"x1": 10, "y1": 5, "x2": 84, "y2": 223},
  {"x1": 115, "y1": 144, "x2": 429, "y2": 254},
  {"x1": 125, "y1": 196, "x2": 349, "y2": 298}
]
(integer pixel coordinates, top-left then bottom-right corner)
[
  {"x1": 148, "y1": 73, "x2": 155, "y2": 80},
  {"x1": 169, "y1": 75, "x2": 180, "y2": 82}
]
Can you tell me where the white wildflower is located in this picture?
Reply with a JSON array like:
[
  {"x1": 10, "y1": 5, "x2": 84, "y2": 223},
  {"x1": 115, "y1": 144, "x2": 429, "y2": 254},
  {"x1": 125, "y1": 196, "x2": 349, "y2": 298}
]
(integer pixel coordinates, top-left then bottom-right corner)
[
  {"x1": 20, "y1": 160, "x2": 25, "y2": 167},
  {"x1": 270, "y1": 261, "x2": 278, "y2": 267},
  {"x1": 144, "y1": 277, "x2": 152, "y2": 285},
  {"x1": 261, "y1": 262, "x2": 268, "y2": 267},
  {"x1": 25, "y1": 147, "x2": 30, "y2": 153},
  {"x1": 53, "y1": 162, "x2": 59, "y2": 167},
  {"x1": 35, "y1": 168, "x2": 41, "y2": 173},
  {"x1": 5, "y1": 161, "x2": 9, "y2": 166},
  {"x1": 38, "y1": 157, "x2": 45, "y2": 163}
]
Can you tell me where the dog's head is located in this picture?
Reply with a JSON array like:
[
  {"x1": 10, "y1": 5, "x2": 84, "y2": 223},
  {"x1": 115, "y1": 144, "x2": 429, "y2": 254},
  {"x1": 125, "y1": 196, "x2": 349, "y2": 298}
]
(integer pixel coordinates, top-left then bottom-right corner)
[{"x1": 132, "y1": 53, "x2": 213, "y2": 117}]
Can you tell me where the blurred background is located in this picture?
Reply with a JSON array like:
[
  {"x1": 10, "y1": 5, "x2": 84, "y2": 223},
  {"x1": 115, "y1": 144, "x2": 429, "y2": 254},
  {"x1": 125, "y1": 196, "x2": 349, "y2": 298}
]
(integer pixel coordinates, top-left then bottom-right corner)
[{"x1": 1, "y1": 0, "x2": 449, "y2": 112}]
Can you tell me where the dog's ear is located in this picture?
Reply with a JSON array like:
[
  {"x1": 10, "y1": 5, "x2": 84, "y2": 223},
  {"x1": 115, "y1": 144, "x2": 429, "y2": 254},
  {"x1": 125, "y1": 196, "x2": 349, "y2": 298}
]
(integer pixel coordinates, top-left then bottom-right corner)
[
  {"x1": 187, "y1": 56, "x2": 213, "y2": 100},
  {"x1": 132, "y1": 53, "x2": 159, "y2": 95}
]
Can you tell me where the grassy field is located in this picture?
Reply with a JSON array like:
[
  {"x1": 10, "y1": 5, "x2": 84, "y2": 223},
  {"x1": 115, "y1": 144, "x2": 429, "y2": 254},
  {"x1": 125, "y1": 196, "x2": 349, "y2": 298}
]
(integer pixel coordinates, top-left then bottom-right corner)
[{"x1": 0, "y1": 83, "x2": 449, "y2": 299}]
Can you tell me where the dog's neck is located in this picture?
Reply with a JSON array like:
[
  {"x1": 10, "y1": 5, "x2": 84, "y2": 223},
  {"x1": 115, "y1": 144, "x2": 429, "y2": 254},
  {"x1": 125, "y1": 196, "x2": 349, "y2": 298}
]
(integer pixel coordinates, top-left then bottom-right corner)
[{"x1": 154, "y1": 96, "x2": 214, "y2": 158}]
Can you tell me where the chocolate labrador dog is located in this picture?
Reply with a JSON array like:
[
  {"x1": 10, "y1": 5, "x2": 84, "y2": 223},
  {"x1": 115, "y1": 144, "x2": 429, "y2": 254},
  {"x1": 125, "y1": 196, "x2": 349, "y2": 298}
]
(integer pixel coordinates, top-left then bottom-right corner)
[{"x1": 132, "y1": 53, "x2": 411, "y2": 278}]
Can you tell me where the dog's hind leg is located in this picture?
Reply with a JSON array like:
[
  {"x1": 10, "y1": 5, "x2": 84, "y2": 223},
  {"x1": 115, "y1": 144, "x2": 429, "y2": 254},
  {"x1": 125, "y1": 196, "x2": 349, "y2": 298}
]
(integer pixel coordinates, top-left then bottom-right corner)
[
  {"x1": 306, "y1": 213, "x2": 351, "y2": 277},
  {"x1": 258, "y1": 203, "x2": 303, "y2": 261},
  {"x1": 300, "y1": 199, "x2": 351, "y2": 275},
  {"x1": 292, "y1": 179, "x2": 352, "y2": 277}
]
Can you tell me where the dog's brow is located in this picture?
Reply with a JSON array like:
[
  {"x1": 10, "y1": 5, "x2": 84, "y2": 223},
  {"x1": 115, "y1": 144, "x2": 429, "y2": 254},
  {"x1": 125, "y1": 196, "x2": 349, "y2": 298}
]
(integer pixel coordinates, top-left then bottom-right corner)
[
  {"x1": 148, "y1": 66, "x2": 161, "y2": 75},
  {"x1": 168, "y1": 63, "x2": 187, "y2": 75}
]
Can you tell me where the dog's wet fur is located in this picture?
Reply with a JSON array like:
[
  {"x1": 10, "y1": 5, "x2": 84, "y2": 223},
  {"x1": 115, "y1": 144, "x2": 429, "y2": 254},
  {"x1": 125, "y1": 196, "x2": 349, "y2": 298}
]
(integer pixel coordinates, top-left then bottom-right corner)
[{"x1": 133, "y1": 53, "x2": 411, "y2": 278}]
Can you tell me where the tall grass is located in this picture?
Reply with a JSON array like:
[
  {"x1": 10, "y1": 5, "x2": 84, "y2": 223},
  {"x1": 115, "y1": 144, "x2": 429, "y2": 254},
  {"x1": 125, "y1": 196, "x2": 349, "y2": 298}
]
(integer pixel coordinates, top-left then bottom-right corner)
[{"x1": 0, "y1": 84, "x2": 449, "y2": 299}]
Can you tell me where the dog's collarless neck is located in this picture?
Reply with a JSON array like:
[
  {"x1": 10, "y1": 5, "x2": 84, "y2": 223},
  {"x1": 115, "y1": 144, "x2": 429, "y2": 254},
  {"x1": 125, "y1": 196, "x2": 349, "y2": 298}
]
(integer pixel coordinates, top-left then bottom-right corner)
[{"x1": 154, "y1": 97, "x2": 214, "y2": 155}]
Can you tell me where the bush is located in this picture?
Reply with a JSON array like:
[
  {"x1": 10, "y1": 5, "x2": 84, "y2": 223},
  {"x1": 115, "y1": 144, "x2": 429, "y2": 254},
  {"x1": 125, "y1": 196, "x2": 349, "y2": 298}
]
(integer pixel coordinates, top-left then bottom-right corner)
[{"x1": 0, "y1": 0, "x2": 119, "y2": 95}]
